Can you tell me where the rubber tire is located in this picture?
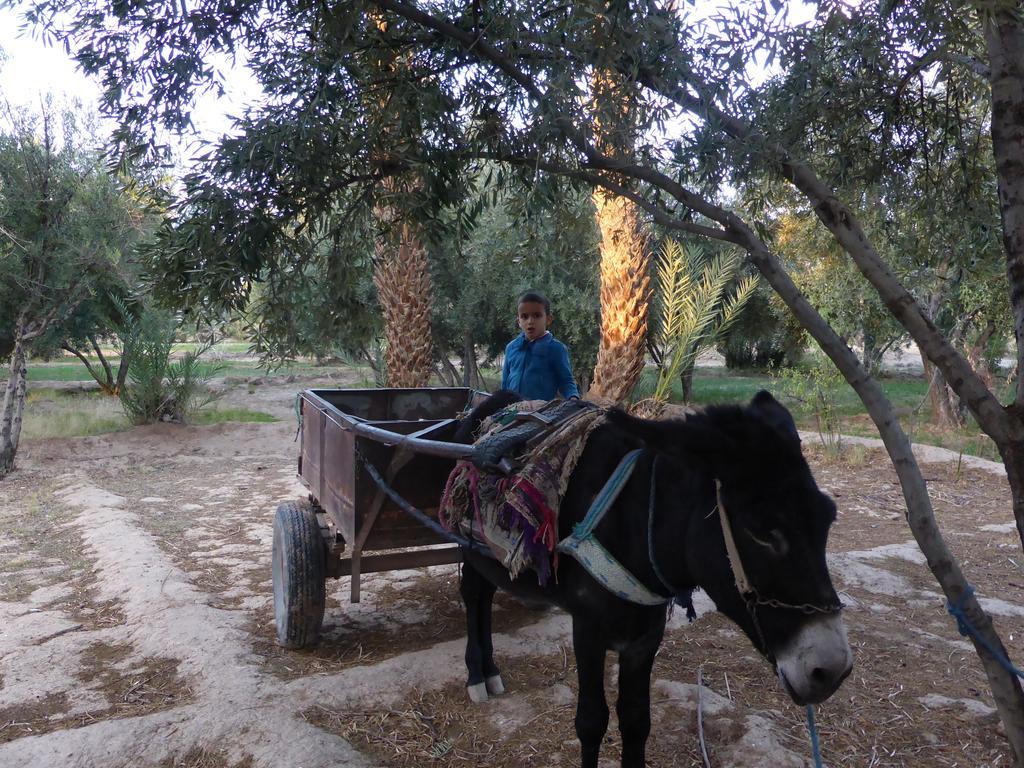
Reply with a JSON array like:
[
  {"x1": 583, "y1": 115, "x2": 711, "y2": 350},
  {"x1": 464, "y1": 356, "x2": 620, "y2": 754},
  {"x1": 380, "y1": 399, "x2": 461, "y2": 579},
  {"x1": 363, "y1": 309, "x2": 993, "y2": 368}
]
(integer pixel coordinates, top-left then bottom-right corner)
[{"x1": 272, "y1": 500, "x2": 327, "y2": 649}]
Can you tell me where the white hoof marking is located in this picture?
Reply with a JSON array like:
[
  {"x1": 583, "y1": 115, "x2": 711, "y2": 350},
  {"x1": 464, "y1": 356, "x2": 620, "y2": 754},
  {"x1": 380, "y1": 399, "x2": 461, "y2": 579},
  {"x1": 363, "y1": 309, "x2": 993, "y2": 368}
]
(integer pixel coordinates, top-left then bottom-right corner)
[
  {"x1": 467, "y1": 682, "x2": 489, "y2": 703},
  {"x1": 485, "y1": 674, "x2": 505, "y2": 695}
]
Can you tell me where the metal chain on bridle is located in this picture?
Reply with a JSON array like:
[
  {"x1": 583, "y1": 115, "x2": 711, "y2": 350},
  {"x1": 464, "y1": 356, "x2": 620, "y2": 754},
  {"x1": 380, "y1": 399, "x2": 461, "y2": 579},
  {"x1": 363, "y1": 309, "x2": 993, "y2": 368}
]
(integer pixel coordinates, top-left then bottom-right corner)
[
  {"x1": 647, "y1": 454, "x2": 841, "y2": 659},
  {"x1": 712, "y1": 478, "x2": 843, "y2": 659}
]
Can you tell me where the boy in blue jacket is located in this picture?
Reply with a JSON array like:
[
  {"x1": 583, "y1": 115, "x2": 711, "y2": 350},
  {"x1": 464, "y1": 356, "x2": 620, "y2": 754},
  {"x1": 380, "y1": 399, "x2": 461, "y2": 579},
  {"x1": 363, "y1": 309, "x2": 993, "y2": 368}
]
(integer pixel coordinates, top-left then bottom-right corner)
[{"x1": 501, "y1": 291, "x2": 580, "y2": 401}]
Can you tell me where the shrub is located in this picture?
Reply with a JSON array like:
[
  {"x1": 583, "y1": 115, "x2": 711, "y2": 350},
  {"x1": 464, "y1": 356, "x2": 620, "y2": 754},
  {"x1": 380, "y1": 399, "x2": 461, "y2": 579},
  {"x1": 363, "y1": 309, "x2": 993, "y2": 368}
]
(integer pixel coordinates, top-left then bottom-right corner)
[
  {"x1": 773, "y1": 355, "x2": 845, "y2": 455},
  {"x1": 718, "y1": 284, "x2": 806, "y2": 369},
  {"x1": 115, "y1": 304, "x2": 223, "y2": 425}
]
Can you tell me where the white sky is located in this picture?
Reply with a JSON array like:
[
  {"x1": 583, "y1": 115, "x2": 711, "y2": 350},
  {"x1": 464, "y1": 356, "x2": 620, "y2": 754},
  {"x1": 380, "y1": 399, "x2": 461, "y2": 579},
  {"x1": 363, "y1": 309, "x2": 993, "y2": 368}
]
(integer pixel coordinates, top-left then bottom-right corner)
[{"x1": 0, "y1": 5, "x2": 257, "y2": 155}]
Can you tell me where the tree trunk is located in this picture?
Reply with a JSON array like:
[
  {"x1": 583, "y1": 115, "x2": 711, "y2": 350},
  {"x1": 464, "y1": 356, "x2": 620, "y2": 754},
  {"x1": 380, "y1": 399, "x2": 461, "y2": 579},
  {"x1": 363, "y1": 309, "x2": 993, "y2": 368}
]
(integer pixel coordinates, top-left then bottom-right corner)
[
  {"x1": 915, "y1": 272, "x2": 966, "y2": 427},
  {"x1": 115, "y1": 346, "x2": 131, "y2": 396},
  {"x1": 862, "y1": 329, "x2": 877, "y2": 374},
  {"x1": 368, "y1": 11, "x2": 434, "y2": 389},
  {"x1": 64, "y1": 335, "x2": 119, "y2": 394},
  {"x1": 982, "y1": 17, "x2": 1024, "y2": 706},
  {"x1": 0, "y1": 322, "x2": 29, "y2": 479},
  {"x1": 921, "y1": 353, "x2": 963, "y2": 428},
  {"x1": 984, "y1": 4, "x2": 1024, "y2": 410},
  {"x1": 967, "y1": 319, "x2": 998, "y2": 392},
  {"x1": 588, "y1": 69, "x2": 650, "y2": 403},
  {"x1": 590, "y1": 187, "x2": 650, "y2": 401},
  {"x1": 461, "y1": 331, "x2": 483, "y2": 390},
  {"x1": 373, "y1": 219, "x2": 434, "y2": 388},
  {"x1": 680, "y1": 359, "x2": 694, "y2": 403},
  {"x1": 437, "y1": 351, "x2": 460, "y2": 386}
]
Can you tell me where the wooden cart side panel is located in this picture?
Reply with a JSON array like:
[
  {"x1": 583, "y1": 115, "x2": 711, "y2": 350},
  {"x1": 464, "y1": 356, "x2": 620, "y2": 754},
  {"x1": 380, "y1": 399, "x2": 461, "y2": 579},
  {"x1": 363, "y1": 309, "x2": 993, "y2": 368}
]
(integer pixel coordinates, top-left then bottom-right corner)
[
  {"x1": 324, "y1": 415, "x2": 357, "y2": 543},
  {"x1": 299, "y1": 397, "x2": 324, "y2": 498},
  {"x1": 299, "y1": 394, "x2": 357, "y2": 543}
]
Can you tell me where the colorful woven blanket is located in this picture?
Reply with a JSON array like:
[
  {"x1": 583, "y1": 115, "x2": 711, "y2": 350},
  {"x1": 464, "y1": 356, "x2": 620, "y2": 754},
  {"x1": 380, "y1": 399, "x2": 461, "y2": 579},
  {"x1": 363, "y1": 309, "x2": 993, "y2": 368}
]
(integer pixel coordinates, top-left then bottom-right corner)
[{"x1": 440, "y1": 401, "x2": 605, "y2": 585}]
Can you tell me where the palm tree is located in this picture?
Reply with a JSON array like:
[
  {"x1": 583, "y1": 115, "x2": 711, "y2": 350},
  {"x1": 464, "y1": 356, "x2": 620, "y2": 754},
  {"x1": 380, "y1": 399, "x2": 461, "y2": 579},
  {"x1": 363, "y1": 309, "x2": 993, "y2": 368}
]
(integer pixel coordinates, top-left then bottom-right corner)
[
  {"x1": 372, "y1": 207, "x2": 434, "y2": 388},
  {"x1": 368, "y1": 13, "x2": 434, "y2": 388},
  {"x1": 588, "y1": 69, "x2": 651, "y2": 403}
]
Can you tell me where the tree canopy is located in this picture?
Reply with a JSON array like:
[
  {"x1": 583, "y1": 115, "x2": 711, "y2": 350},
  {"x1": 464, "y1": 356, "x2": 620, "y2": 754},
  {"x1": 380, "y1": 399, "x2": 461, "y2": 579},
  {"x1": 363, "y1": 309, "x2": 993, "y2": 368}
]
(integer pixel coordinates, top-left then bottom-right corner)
[{"x1": 0, "y1": 101, "x2": 143, "y2": 359}]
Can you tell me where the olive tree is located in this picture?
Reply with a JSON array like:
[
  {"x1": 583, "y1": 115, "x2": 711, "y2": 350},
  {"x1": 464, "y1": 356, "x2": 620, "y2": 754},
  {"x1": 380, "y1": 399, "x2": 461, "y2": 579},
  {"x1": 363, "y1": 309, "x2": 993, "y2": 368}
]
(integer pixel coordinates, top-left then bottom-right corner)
[{"x1": 0, "y1": 101, "x2": 140, "y2": 476}]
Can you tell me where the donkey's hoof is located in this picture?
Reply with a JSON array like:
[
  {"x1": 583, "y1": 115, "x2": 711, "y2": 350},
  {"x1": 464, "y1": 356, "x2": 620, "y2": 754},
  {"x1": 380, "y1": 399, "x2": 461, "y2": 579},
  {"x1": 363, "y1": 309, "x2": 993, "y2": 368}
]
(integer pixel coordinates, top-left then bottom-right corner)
[
  {"x1": 467, "y1": 682, "x2": 489, "y2": 703},
  {"x1": 485, "y1": 674, "x2": 505, "y2": 696}
]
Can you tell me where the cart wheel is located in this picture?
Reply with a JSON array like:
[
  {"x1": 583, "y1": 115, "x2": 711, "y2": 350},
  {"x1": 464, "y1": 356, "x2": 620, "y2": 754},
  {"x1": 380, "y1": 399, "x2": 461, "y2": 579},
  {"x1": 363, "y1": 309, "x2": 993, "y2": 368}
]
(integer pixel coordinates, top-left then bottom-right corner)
[{"x1": 272, "y1": 500, "x2": 327, "y2": 649}]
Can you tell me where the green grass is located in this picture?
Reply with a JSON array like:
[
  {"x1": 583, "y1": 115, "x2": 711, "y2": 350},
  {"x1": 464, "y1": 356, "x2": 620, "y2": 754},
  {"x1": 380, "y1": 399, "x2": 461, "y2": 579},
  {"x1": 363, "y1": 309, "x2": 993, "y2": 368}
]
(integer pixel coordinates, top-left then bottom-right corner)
[
  {"x1": 23, "y1": 365, "x2": 117, "y2": 382},
  {"x1": 174, "y1": 340, "x2": 253, "y2": 354},
  {"x1": 15, "y1": 359, "x2": 337, "y2": 383},
  {"x1": 19, "y1": 389, "x2": 278, "y2": 438},
  {"x1": 640, "y1": 365, "x2": 1006, "y2": 460},
  {"x1": 189, "y1": 408, "x2": 278, "y2": 425},
  {"x1": 3, "y1": 337, "x2": 340, "y2": 383},
  {"x1": 637, "y1": 365, "x2": 931, "y2": 413},
  {"x1": 21, "y1": 391, "x2": 129, "y2": 438}
]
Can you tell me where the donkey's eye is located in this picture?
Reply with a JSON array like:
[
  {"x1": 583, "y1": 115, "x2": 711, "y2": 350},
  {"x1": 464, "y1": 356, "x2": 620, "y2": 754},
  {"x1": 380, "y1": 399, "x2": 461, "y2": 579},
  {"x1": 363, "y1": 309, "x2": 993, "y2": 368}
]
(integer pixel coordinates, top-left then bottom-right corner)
[{"x1": 747, "y1": 528, "x2": 789, "y2": 558}]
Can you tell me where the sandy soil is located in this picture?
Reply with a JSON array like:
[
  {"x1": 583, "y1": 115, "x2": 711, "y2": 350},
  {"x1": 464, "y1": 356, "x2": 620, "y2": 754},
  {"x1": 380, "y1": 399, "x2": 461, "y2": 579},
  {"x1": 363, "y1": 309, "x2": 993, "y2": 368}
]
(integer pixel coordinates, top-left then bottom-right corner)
[{"x1": 1, "y1": 379, "x2": 1021, "y2": 767}]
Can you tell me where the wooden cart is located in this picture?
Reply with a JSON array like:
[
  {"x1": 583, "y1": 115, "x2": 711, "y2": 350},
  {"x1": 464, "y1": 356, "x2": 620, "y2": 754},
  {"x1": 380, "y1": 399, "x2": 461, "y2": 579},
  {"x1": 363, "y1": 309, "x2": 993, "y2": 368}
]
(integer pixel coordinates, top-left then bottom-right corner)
[{"x1": 272, "y1": 387, "x2": 486, "y2": 648}]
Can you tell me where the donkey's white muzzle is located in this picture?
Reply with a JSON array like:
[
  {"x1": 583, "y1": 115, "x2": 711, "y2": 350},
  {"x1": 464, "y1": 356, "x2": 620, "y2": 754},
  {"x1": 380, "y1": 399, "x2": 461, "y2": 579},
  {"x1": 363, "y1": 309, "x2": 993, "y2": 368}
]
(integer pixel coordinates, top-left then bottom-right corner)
[{"x1": 775, "y1": 613, "x2": 853, "y2": 704}]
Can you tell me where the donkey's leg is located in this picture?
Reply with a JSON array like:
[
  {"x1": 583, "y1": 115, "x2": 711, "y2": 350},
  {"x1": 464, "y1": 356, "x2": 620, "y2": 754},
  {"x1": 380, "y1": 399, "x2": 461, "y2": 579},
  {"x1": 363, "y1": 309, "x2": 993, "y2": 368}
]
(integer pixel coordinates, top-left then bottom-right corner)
[
  {"x1": 616, "y1": 637, "x2": 660, "y2": 768},
  {"x1": 476, "y1": 576, "x2": 504, "y2": 695},
  {"x1": 459, "y1": 561, "x2": 490, "y2": 702},
  {"x1": 572, "y1": 617, "x2": 608, "y2": 768}
]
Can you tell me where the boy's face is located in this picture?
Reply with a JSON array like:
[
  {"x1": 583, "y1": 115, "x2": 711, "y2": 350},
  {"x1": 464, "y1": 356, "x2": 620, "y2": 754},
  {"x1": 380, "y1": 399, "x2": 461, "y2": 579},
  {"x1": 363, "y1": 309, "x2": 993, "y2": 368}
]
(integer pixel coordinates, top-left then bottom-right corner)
[{"x1": 517, "y1": 300, "x2": 551, "y2": 341}]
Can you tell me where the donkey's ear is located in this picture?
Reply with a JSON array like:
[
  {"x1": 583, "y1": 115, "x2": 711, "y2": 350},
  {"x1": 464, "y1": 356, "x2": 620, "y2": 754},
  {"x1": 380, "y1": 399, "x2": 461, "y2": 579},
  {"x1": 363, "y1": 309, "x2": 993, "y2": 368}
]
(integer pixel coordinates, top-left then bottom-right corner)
[{"x1": 749, "y1": 390, "x2": 800, "y2": 444}]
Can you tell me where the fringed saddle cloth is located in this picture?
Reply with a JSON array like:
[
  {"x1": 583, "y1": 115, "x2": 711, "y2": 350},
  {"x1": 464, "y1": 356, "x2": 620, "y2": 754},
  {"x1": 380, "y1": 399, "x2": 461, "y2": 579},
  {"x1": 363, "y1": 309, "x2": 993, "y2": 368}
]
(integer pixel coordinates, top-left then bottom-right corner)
[{"x1": 439, "y1": 400, "x2": 605, "y2": 585}]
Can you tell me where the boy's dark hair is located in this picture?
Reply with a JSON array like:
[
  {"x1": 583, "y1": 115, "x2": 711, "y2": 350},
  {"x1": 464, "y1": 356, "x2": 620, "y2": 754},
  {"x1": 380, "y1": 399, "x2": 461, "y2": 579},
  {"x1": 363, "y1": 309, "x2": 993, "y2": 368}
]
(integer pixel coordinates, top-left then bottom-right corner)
[{"x1": 516, "y1": 290, "x2": 551, "y2": 314}]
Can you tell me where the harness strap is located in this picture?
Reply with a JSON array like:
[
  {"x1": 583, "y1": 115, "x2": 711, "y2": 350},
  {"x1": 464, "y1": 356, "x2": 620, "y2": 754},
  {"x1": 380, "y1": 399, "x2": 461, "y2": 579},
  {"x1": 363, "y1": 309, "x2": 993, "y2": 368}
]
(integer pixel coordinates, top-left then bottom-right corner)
[
  {"x1": 557, "y1": 449, "x2": 670, "y2": 607},
  {"x1": 716, "y1": 478, "x2": 753, "y2": 595},
  {"x1": 648, "y1": 455, "x2": 698, "y2": 621}
]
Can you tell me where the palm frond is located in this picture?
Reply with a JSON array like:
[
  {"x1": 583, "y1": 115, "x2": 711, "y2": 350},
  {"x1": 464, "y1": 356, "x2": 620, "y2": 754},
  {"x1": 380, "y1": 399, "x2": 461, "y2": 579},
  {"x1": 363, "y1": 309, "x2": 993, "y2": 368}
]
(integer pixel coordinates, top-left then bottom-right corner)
[
  {"x1": 715, "y1": 274, "x2": 759, "y2": 340},
  {"x1": 652, "y1": 238, "x2": 757, "y2": 402}
]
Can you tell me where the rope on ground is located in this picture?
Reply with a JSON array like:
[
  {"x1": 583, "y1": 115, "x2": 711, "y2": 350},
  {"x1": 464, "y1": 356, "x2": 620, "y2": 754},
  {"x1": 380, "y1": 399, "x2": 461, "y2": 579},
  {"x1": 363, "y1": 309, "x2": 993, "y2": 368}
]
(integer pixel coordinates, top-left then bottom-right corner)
[
  {"x1": 696, "y1": 665, "x2": 711, "y2": 768},
  {"x1": 806, "y1": 705, "x2": 823, "y2": 768},
  {"x1": 947, "y1": 583, "x2": 1024, "y2": 678}
]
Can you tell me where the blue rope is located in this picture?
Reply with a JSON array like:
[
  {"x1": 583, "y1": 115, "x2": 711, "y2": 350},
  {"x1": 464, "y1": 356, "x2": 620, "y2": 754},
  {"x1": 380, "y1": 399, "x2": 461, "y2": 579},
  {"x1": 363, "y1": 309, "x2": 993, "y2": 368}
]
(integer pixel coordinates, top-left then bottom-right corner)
[
  {"x1": 806, "y1": 705, "x2": 823, "y2": 768},
  {"x1": 293, "y1": 393, "x2": 304, "y2": 442},
  {"x1": 569, "y1": 449, "x2": 643, "y2": 539},
  {"x1": 947, "y1": 584, "x2": 1024, "y2": 678}
]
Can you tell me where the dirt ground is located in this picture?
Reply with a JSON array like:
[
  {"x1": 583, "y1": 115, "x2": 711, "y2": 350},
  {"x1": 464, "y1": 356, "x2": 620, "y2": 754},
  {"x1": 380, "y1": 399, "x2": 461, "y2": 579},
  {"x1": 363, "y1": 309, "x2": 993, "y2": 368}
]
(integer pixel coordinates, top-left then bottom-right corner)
[{"x1": 1, "y1": 378, "x2": 1022, "y2": 767}]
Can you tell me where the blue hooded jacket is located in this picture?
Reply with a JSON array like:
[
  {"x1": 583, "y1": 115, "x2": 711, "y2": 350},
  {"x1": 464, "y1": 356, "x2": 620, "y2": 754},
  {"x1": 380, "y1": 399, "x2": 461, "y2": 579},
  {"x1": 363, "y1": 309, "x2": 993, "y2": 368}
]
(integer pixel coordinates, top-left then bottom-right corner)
[{"x1": 501, "y1": 331, "x2": 580, "y2": 400}]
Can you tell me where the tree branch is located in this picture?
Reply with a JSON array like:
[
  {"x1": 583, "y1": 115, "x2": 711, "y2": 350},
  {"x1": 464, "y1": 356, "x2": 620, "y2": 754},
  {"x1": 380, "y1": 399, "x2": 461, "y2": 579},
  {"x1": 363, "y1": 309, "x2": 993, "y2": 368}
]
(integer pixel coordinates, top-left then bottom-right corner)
[
  {"x1": 982, "y1": 5, "x2": 1024, "y2": 410},
  {"x1": 62, "y1": 342, "x2": 106, "y2": 388},
  {"x1": 635, "y1": 68, "x2": 1013, "y2": 443},
  {"x1": 473, "y1": 150, "x2": 742, "y2": 244},
  {"x1": 89, "y1": 333, "x2": 116, "y2": 390}
]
